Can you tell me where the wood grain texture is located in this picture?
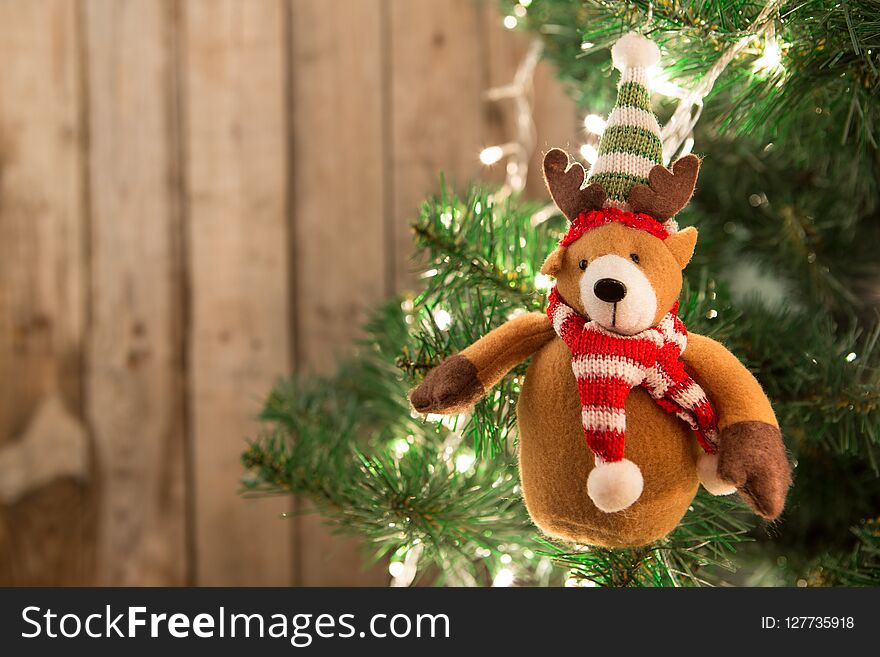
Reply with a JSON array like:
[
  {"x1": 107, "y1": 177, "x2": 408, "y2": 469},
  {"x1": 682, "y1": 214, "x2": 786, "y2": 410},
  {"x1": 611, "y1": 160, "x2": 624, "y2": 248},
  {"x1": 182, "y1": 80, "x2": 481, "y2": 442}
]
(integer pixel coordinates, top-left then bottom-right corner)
[
  {"x1": 184, "y1": 0, "x2": 293, "y2": 586},
  {"x1": 83, "y1": 0, "x2": 187, "y2": 585},
  {"x1": 388, "y1": 0, "x2": 490, "y2": 291},
  {"x1": 0, "y1": 0, "x2": 92, "y2": 585},
  {"x1": 289, "y1": 0, "x2": 389, "y2": 586}
]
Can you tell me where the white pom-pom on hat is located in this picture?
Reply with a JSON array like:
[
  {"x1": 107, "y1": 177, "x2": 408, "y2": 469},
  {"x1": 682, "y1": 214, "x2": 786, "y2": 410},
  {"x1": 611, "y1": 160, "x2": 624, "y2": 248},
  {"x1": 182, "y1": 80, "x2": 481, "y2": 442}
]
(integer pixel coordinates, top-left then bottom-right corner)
[{"x1": 611, "y1": 32, "x2": 661, "y2": 72}]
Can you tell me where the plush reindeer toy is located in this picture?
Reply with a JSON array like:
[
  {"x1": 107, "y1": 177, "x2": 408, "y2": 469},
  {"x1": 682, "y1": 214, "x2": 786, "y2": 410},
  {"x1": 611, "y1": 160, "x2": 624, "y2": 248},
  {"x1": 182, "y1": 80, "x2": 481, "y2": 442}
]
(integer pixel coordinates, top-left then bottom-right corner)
[{"x1": 410, "y1": 33, "x2": 791, "y2": 548}]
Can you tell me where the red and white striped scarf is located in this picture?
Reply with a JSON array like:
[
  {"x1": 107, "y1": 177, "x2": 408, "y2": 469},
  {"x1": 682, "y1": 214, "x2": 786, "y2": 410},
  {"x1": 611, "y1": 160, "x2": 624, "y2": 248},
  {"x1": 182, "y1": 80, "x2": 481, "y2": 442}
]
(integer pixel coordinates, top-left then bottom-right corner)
[{"x1": 546, "y1": 286, "x2": 718, "y2": 463}]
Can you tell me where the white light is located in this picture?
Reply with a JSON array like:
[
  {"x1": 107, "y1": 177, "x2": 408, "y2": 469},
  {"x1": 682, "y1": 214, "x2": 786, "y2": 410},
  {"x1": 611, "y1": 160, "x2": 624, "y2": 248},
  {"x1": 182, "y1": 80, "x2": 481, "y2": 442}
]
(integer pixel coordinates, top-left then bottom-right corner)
[
  {"x1": 455, "y1": 452, "x2": 475, "y2": 473},
  {"x1": 564, "y1": 577, "x2": 579, "y2": 587},
  {"x1": 500, "y1": 553, "x2": 512, "y2": 565},
  {"x1": 440, "y1": 211, "x2": 453, "y2": 228},
  {"x1": 492, "y1": 568, "x2": 515, "y2": 587},
  {"x1": 580, "y1": 41, "x2": 594, "y2": 51},
  {"x1": 433, "y1": 308, "x2": 452, "y2": 330},
  {"x1": 391, "y1": 438, "x2": 410, "y2": 458},
  {"x1": 520, "y1": 0, "x2": 532, "y2": 6},
  {"x1": 583, "y1": 114, "x2": 606, "y2": 135},
  {"x1": 480, "y1": 145, "x2": 504, "y2": 165},
  {"x1": 846, "y1": 352, "x2": 858, "y2": 362},
  {"x1": 754, "y1": 38, "x2": 783, "y2": 72},
  {"x1": 650, "y1": 70, "x2": 687, "y2": 98},
  {"x1": 503, "y1": 15, "x2": 517, "y2": 30},
  {"x1": 388, "y1": 561, "x2": 406, "y2": 578},
  {"x1": 580, "y1": 144, "x2": 598, "y2": 165},
  {"x1": 513, "y1": 4, "x2": 527, "y2": 18},
  {"x1": 534, "y1": 273, "x2": 553, "y2": 291}
]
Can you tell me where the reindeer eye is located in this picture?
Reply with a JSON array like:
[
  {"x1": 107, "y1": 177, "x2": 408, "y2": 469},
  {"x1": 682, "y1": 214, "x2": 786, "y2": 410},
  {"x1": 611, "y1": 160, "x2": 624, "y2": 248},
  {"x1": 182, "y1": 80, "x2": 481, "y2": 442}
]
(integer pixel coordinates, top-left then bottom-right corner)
[
  {"x1": 579, "y1": 259, "x2": 588, "y2": 271},
  {"x1": 630, "y1": 253, "x2": 640, "y2": 264}
]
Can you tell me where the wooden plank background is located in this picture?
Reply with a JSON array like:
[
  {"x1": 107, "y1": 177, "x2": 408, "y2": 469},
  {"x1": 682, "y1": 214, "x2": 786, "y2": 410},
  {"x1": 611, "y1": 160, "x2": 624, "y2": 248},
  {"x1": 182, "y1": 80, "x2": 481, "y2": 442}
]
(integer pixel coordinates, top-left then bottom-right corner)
[{"x1": 0, "y1": 0, "x2": 579, "y2": 586}]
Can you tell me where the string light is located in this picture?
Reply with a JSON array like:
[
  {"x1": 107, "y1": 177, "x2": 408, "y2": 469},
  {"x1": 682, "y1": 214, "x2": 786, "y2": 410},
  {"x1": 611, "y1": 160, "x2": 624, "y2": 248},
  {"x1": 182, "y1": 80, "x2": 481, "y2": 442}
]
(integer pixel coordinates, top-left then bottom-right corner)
[
  {"x1": 391, "y1": 438, "x2": 410, "y2": 458},
  {"x1": 492, "y1": 568, "x2": 515, "y2": 587},
  {"x1": 533, "y1": 273, "x2": 553, "y2": 291},
  {"x1": 754, "y1": 35, "x2": 783, "y2": 72},
  {"x1": 388, "y1": 561, "x2": 406, "y2": 578},
  {"x1": 661, "y1": 0, "x2": 781, "y2": 162},
  {"x1": 433, "y1": 308, "x2": 452, "y2": 330},
  {"x1": 480, "y1": 39, "x2": 542, "y2": 200},
  {"x1": 455, "y1": 452, "x2": 476, "y2": 473},
  {"x1": 580, "y1": 143, "x2": 598, "y2": 165},
  {"x1": 479, "y1": 145, "x2": 505, "y2": 165},
  {"x1": 503, "y1": 15, "x2": 517, "y2": 30},
  {"x1": 583, "y1": 113, "x2": 606, "y2": 135}
]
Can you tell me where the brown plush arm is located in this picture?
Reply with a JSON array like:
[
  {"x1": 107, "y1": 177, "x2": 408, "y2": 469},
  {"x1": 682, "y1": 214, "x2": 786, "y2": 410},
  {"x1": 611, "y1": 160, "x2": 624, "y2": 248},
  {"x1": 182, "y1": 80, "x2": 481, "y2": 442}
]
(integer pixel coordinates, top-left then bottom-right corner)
[
  {"x1": 410, "y1": 312, "x2": 555, "y2": 415},
  {"x1": 682, "y1": 333, "x2": 792, "y2": 519}
]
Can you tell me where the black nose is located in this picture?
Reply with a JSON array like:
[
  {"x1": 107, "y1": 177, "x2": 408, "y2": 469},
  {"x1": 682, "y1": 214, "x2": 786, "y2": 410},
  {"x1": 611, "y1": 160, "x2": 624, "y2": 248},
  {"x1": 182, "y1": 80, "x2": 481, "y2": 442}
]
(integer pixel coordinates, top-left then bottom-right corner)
[{"x1": 594, "y1": 278, "x2": 627, "y2": 303}]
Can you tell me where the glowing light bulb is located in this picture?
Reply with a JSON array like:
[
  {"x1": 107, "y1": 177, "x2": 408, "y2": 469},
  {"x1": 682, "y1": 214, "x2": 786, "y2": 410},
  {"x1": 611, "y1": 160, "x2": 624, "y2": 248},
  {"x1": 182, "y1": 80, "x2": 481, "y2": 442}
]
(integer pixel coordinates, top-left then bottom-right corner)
[
  {"x1": 388, "y1": 561, "x2": 405, "y2": 578},
  {"x1": 455, "y1": 452, "x2": 475, "y2": 473},
  {"x1": 391, "y1": 438, "x2": 410, "y2": 458},
  {"x1": 583, "y1": 114, "x2": 606, "y2": 135},
  {"x1": 846, "y1": 352, "x2": 857, "y2": 362},
  {"x1": 492, "y1": 568, "x2": 515, "y2": 587},
  {"x1": 754, "y1": 37, "x2": 783, "y2": 72},
  {"x1": 479, "y1": 145, "x2": 504, "y2": 165},
  {"x1": 580, "y1": 144, "x2": 598, "y2": 165},
  {"x1": 503, "y1": 15, "x2": 517, "y2": 30},
  {"x1": 433, "y1": 308, "x2": 452, "y2": 330},
  {"x1": 534, "y1": 273, "x2": 553, "y2": 291}
]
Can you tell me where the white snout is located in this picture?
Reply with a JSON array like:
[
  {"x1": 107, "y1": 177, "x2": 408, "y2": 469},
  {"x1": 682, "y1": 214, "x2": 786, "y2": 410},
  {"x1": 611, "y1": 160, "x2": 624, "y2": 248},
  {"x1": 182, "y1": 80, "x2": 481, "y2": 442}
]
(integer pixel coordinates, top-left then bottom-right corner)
[{"x1": 580, "y1": 255, "x2": 657, "y2": 335}]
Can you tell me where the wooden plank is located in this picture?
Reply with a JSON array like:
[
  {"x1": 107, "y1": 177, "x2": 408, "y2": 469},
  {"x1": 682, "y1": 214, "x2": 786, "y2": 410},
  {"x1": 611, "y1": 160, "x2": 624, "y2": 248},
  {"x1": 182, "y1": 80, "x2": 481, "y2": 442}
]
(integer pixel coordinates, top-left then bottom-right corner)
[
  {"x1": 290, "y1": 0, "x2": 389, "y2": 586},
  {"x1": 388, "y1": 0, "x2": 492, "y2": 291},
  {"x1": 184, "y1": 0, "x2": 293, "y2": 586},
  {"x1": 0, "y1": 0, "x2": 91, "y2": 585},
  {"x1": 83, "y1": 0, "x2": 187, "y2": 585}
]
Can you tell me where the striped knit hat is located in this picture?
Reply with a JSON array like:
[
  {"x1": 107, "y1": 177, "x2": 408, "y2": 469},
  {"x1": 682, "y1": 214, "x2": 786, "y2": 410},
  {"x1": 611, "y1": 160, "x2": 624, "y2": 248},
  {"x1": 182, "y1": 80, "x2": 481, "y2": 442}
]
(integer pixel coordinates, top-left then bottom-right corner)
[{"x1": 588, "y1": 33, "x2": 663, "y2": 212}]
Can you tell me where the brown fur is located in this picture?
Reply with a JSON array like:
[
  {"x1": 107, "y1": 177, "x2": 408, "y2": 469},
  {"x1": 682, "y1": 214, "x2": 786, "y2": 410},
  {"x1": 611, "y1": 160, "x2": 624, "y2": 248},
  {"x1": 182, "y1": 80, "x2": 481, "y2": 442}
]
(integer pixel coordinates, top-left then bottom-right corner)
[
  {"x1": 682, "y1": 334, "x2": 777, "y2": 429},
  {"x1": 716, "y1": 421, "x2": 790, "y2": 519},
  {"x1": 409, "y1": 313, "x2": 554, "y2": 414},
  {"x1": 541, "y1": 222, "x2": 691, "y2": 326},
  {"x1": 461, "y1": 312, "x2": 555, "y2": 389},
  {"x1": 518, "y1": 337, "x2": 700, "y2": 547},
  {"x1": 411, "y1": 149, "x2": 791, "y2": 545},
  {"x1": 627, "y1": 155, "x2": 701, "y2": 220},
  {"x1": 409, "y1": 355, "x2": 483, "y2": 415}
]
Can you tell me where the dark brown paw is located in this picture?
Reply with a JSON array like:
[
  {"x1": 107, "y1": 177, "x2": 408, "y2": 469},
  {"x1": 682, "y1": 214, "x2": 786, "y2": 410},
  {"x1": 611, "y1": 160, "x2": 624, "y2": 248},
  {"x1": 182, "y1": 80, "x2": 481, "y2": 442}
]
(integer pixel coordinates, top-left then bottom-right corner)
[
  {"x1": 409, "y1": 354, "x2": 484, "y2": 415},
  {"x1": 717, "y1": 421, "x2": 792, "y2": 520}
]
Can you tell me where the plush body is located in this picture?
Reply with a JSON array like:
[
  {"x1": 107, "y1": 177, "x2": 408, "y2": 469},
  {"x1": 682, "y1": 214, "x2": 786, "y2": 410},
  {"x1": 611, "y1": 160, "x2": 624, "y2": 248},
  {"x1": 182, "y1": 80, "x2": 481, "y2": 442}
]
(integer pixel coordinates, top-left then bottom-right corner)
[
  {"x1": 410, "y1": 33, "x2": 790, "y2": 546},
  {"x1": 410, "y1": 149, "x2": 791, "y2": 547},
  {"x1": 518, "y1": 334, "x2": 700, "y2": 546}
]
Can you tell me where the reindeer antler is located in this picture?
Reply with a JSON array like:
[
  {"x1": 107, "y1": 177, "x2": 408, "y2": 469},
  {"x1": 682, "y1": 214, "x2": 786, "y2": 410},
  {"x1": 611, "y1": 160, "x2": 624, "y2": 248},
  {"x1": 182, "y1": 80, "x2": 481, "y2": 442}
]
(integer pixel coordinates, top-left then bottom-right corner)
[
  {"x1": 627, "y1": 154, "x2": 701, "y2": 221},
  {"x1": 543, "y1": 148, "x2": 606, "y2": 222}
]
